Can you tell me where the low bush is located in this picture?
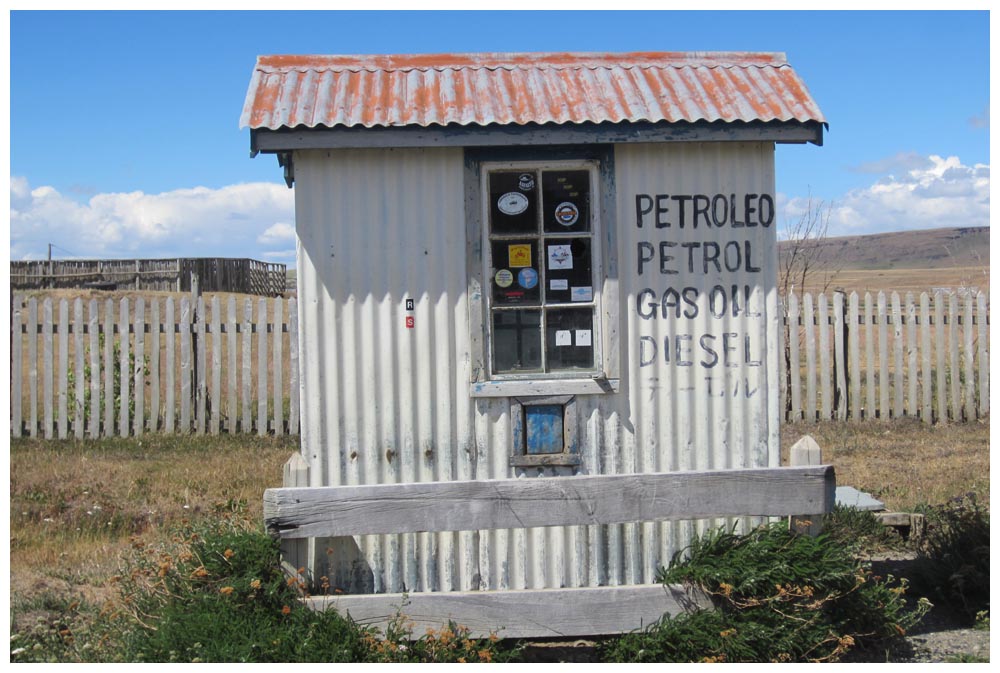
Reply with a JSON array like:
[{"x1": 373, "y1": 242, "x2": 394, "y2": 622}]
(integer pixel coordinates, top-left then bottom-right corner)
[
  {"x1": 822, "y1": 504, "x2": 909, "y2": 555},
  {"x1": 102, "y1": 517, "x2": 517, "y2": 663},
  {"x1": 600, "y1": 523, "x2": 929, "y2": 663},
  {"x1": 911, "y1": 494, "x2": 990, "y2": 625}
]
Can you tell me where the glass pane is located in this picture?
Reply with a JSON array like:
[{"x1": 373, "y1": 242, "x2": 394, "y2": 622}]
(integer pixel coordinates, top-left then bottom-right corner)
[
  {"x1": 542, "y1": 170, "x2": 590, "y2": 233},
  {"x1": 489, "y1": 171, "x2": 538, "y2": 234},
  {"x1": 491, "y1": 240, "x2": 540, "y2": 305},
  {"x1": 493, "y1": 310, "x2": 542, "y2": 373},
  {"x1": 543, "y1": 237, "x2": 592, "y2": 304},
  {"x1": 545, "y1": 308, "x2": 595, "y2": 371},
  {"x1": 524, "y1": 405, "x2": 565, "y2": 454}
]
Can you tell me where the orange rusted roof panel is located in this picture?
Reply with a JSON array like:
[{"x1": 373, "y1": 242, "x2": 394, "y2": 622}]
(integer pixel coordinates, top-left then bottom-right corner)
[{"x1": 240, "y1": 51, "x2": 825, "y2": 130}]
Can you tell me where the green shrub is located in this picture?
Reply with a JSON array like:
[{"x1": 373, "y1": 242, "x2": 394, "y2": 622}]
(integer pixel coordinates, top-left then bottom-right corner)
[
  {"x1": 107, "y1": 517, "x2": 517, "y2": 663},
  {"x1": 600, "y1": 523, "x2": 929, "y2": 663},
  {"x1": 823, "y1": 504, "x2": 908, "y2": 555},
  {"x1": 911, "y1": 494, "x2": 990, "y2": 624}
]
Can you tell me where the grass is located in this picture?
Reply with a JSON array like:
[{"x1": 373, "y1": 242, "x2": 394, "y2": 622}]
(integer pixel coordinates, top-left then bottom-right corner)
[{"x1": 9, "y1": 419, "x2": 990, "y2": 661}]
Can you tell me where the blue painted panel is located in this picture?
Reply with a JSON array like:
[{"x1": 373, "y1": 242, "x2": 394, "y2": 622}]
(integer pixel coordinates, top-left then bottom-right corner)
[{"x1": 525, "y1": 404, "x2": 564, "y2": 454}]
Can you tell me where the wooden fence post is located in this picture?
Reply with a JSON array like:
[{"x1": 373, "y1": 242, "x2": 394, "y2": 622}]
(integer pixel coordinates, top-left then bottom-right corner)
[
  {"x1": 789, "y1": 435, "x2": 825, "y2": 536},
  {"x1": 281, "y1": 453, "x2": 312, "y2": 581}
]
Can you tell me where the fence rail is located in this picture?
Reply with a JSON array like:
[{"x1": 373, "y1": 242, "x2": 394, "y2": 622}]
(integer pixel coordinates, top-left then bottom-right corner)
[
  {"x1": 9, "y1": 289, "x2": 989, "y2": 438},
  {"x1": 10, "y1": 258, "x2": 286, "y2": 296}
]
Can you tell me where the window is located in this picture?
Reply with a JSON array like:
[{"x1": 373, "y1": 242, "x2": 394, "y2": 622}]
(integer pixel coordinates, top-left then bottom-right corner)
[{"x1": 484, "y1": 162, "x2": 602, "y2": 379}]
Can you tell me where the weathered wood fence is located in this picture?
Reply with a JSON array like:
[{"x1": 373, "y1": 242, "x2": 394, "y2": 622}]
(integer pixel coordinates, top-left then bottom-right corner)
[
  {"x1": 10, "y1": 294, "x2": 298, "y2": 438},
  {"x1": 9, "y1": 289, "x2": 989, "y2": 438},
  {"x1": 10, "y1": 258, "x2": 286, "y2": 296},
  {"x1": 781, "y1": 290, "x2": 989, "y2": 423}
]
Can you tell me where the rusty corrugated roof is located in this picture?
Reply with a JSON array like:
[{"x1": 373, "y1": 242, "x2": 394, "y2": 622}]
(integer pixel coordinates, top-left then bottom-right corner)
[{"x1": 240, "y1": 51, "x2": 825, "y2": 130}]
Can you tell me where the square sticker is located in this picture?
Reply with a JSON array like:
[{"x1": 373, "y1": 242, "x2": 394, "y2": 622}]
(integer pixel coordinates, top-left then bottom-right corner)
[
  {"x1": 547, "y1": 244, "x2": 573, "y2": 270},
  {"x1": 571, "y1": 286, "x2": 593, "y2": 302},
  {"x1": 575, "y1": 329, "x2": 592, "y2": 346},
  {"x1": 555, "y1": 330, "x2": 572, "y2": 346},
  {"x1": 550, "y1": 279, "x2": 569, "y2": 291},
  {"x1": 508, "y1": 244, "x2": 532, "y2": 268}
]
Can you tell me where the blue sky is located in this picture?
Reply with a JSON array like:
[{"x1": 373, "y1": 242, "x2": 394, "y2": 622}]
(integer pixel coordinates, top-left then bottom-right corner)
[{"x1": 7, "y1": 9, "x2": 992, "y2": 264}]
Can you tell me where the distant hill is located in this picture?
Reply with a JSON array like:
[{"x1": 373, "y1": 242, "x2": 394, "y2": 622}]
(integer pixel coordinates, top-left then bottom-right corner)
[{"x1": 777, "y1": 226, "x2": 989, "y2": 271}]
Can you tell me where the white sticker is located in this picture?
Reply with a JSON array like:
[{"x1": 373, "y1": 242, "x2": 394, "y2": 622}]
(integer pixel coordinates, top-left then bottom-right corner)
[
  {"x1": 494, "y1": 269, "x2": 513, "y2": 288},
  {"x1": 518, "y1": 173, "x2": 535, "y2": 191},
  {"x1": 498, "y1": 192, "x2": 529, "y2": 216},
  {"x1": 550, "y1": 279, "x2": 569, "y2": 291},
  {"x1": 555, "y1": 330, "x2": 572, "y2": 346},
  {"x1": 571, "y1": 286, "x2": 593, "y2": 302},
  {"x1": 575, "y1": 329, "x2": 592, "y2": 346},
  {"x1": 554, "y1": 201, "x2": 580, "y2": 226},
  {"x1": 547, "y1": 244, "x2": 573, "y2": 270}
]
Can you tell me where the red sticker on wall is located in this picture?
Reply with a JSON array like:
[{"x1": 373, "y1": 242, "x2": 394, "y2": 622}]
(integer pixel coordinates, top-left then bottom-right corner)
[{"x1": 405, "y1": 316, "x2": 415, "y2": 329}]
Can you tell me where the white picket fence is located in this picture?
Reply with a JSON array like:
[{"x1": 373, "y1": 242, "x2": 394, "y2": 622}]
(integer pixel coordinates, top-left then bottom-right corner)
[
  {"x1": 781, "y1": 290, "x2": 989, "y2": 423},
  {"x1": 10, "y1": 294, "x2": 298, "y2": 439},
  {"x1": 9, "y1": 289, "x2": 990, "y2": 438}
]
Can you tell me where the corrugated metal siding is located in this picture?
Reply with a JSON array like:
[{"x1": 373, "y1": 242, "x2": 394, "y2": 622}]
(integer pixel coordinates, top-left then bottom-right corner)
[
  {"x1": 295, "y1": 142, "x2": 779, "y2": 594},
  {"x1": 241, "y1": 51, "x2": 825, "y2": 131}
]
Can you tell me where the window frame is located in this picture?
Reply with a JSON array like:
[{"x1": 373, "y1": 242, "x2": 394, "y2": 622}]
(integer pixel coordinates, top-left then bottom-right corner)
[{"x1": 466, "y1": 148, "x2": 620, "y2": 398}]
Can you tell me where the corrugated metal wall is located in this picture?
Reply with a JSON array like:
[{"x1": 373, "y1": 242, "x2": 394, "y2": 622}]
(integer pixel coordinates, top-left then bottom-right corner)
[{"x1": 295, "y1": 142, "x2": 779, "y2": 594}]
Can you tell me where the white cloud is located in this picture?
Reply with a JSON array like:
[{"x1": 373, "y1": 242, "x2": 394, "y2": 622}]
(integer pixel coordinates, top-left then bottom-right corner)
[
  {"x1": 781, "y1": 155, "x2": 989, "y2": 236},
  {"x1": 9, "y1": 178, "x2": 296, "y2": 263}
]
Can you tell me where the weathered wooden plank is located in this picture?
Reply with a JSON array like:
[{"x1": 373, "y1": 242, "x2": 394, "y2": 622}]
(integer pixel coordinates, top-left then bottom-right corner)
[
  {"x1": 210, "y1": 296, "x2": 222, "y2": 435},
  {"x1": 134, "y1": 298, "x2": 145, "y2": 437},
  {"x1": 103, "y1": 299, "x2": 114, "y2": 436},
  {"x1": 180, "y1": 298, "x2": 192, "y2": 432},
  {"x1": 28, "y1": 298, "x2": 38, "y2": 438},
  {"x1": 948, "y1": 293, "x2": 960, "y2": 420},
  {"x1": 257, "y1": 298, "x2": 268, "y2": 436},
  {"x1": 891, "y1": 292, "x2": 903, "y2": 418},
  {"x1": 963, "y1": 293, "x2": 975, "y2": 420},
  {"x1": 12, "y1": 297, "x2": 23, "y2": 438},
  {"x1": 73, "y1": 299, "x2": 85, "y2": 439},
  {"x1": 877, "y1": 292, "x2": 889, "y2": 419},
  {"x1": 165, "y1": 298, "x2": 176, "y2": 433},
  {"x1": 817, "y1": 294, "x2": 831, "y2": 421},
  {"x1": 119, "y1": 298, "x2": 130, "y2": 437},
  {"x1": 242, "y1": 298, "x2": 253, "y2": 432},
  {"x1": 802, "y1": 293, "x2": 816, "y2": 422},
  {"x1": 43, "y1": 299, "x2": 54, "y2": 439},
  {"x1": 788, "y1": 292, "x2": 801, "y2": 422},
  {"x1": 265, "y1": 466, "x2": 835, "y2": 539},
  {"x1": 288, "y1": 298, "x2": 299, "y2": 436},
  {"x1": 864, "y1": 292, "x2": 875, "y2": 419},
  {"x1": 848, "y1": 292, "x2": 860, "y2": 420},
  {"x1": 833, "y1": 292, "x2": 847, "y2": 421},
  {"x1": 906, "y1": 293, "x2": 917, "y2": 418},
  {"x1": 227, "y1": 297, "x2": 238, "y2": 433},
  {"x1": 196, "y1": 296, "x2": 207, "y2": 435},
  {"x1": 150, "y1": 299, "x2": 160, "y2": 432},
  {"x1": 934, "y1": 291, "x2": 946, "y2": 424},
  {"x1": 920, "y1": 293, "x2": 932, "y2": 423},
  {"x1": 273, "y1": 298, "x2": 283, "y2": 436},
  {"x1": 57, "y1": 300, "x2": 69, "y2": 439},
  {"x1": 977, "y1": 292, "x2": 989, "y2": 417},
  {"x1": 308, "y1": 584, "x2": 712, "y2": 640}
]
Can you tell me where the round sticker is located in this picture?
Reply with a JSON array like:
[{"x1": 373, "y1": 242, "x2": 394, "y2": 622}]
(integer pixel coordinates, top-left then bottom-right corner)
[
  {"x1": 517, "y1": 268, "x2": 538, "y2": 289},
  {"x1": 518, "y1": 173, "x2": 535, "y2": 191},
  {"x1": 494, "y1": 269, "x2": 514, "y2": 288},
  {"x1": 498, "y1": 192, "x2": 529, "y2": 216},
  {"x1": 554, "y1": 201, "x2": 580, "y2": 226}
]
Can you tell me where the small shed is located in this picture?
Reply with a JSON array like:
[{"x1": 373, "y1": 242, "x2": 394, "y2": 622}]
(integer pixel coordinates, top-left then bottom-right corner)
[{"x1": 242, "y1": 51, "x2": 827, "y2": 630}]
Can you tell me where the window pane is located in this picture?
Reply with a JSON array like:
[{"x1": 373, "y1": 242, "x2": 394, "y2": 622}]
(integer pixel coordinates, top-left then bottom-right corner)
[
  {"x1": 493, "y1": 310, "x2": 542, "y2": 373},
  {"x1": 542, "y1": 170, "x2": 590, "y2": 233},
  {"x1": 545, "y1": 308, "x2": 595, "y2": 371},
  {"x1": 489, "y1": 171, "x2": 538, "y2": 234},
  {"x1": 544, "y1": 237, "x2": 592, "y2": 304},
  {"x1": 524, "y1": 405, "x2": 565, "y2": 454},
  {"x1": 491, "y1": 240, "x2": 540, "y2": 305}
]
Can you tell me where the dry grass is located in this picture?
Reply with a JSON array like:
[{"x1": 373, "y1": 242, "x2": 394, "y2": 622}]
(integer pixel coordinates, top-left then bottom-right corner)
[
  {"x1": 781, "y1": 265, "x2": 989, "y2": 297},
  {"x1": 781, "y1": 418, "x2": 990, "y2": 512}
]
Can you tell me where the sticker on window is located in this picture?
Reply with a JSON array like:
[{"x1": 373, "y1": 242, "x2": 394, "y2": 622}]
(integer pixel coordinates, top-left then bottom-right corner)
[
  {"x1": 550, "y1": 279, "x2": 568, "y2": 291},
  {"x1": 518, "y1": 268, "x2": 538, "y2": 289},
  {"x1": 554, "y1": 201, "x2": 580, "y2": 227},
  {"x1": 498, "y1": 192, "x2": 529, "y2": 216},
  {"x1": 571, "y1": 286, "x2": 593, "y2": 302},
  {"x1": 494, "y1": 269, "x2": 514, "y2": 288},
  {"x1": 575, "y1": 329, "x2": 592, "y2": 346},
  {"x1": 555, "y1": 330, "x2": 572, "y2": 346},
  {"x1": 508, "y1": 244, "x2": 532, "y2": 268},
  {"x1": 548, "y1": 244, "x2": 573, "y2": 270},
  {"x1": 518, "y1": 173, "x2": 535, "y2": 191}
]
